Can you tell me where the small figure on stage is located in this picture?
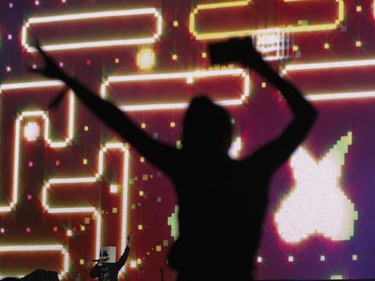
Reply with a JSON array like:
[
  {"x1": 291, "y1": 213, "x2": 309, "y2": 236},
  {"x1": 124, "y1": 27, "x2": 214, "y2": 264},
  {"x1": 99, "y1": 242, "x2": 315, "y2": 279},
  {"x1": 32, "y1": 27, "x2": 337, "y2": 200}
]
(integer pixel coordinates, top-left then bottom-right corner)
[{"x1": 90, "y1": 235, "x2": 131, "y2": 281}]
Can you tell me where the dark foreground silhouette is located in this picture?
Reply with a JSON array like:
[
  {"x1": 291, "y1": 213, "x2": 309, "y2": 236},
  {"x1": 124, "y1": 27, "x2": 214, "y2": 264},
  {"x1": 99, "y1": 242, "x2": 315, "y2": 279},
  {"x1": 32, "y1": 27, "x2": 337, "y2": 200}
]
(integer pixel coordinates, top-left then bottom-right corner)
[
  {"x1": 3, "y1": 269, "x2": 59, "y2": 281},
  {"x1": 32, "y1": 38, "x2": 317, "y2": 281}
]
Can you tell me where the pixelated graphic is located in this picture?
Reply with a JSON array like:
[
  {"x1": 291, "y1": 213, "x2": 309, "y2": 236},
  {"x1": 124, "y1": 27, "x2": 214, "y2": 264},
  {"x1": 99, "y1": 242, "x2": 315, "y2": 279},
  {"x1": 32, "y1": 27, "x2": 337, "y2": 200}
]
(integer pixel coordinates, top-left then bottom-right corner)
[
  {"x1": 275, "y1": 132, "x2": 357, "y2": 243},
  {"x1": 1, "y1": 1, "x2": 375, "y2": 280}
]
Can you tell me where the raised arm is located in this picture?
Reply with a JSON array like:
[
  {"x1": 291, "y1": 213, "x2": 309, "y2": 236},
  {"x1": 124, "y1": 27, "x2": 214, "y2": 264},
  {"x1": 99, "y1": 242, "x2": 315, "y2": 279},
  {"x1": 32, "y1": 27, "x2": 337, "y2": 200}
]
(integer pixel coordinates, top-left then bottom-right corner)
[
  {"x1": 32, "y1": 44, "x2": 177, "y2": 173},
  {"x1": 115, "y1": 234, "x2": 132, "y2": 271},
  {"x1": 210, "y1": 38, "x2": 317, "y2": 167}
]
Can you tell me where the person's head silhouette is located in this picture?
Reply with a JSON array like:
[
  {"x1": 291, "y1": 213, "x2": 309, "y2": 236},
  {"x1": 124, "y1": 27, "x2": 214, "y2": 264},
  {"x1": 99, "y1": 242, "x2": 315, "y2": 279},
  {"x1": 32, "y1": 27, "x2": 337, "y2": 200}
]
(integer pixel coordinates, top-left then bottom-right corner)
[{"x1": 182, "y1": 96, "x2": 232, "y2": 156}]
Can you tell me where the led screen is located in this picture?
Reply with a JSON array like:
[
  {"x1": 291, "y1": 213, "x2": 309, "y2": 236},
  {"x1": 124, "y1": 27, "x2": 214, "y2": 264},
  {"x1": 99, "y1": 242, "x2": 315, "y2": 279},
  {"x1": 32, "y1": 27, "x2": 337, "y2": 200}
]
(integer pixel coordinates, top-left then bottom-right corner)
[{"x1": 0, "y1": 0, "x2": 375, "y2": 280}]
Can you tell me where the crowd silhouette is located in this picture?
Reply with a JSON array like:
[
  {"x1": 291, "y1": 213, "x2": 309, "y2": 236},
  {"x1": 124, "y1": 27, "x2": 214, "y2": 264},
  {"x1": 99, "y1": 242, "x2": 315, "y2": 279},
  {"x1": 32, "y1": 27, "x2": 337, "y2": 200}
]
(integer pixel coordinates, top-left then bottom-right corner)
[{"x1": 30, "y1": 37, "x2": 317, "y2": 281}]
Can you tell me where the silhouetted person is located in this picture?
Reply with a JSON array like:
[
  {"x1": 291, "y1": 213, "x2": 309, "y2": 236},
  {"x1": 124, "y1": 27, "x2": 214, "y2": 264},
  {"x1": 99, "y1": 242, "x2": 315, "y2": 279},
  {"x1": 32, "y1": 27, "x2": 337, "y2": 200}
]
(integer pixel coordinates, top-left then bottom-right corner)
[
  {"x1": 32, "y1": 38, "x2": 317, "y2": 281},
  {"x1": 90, "y1": 235, "x2": 131, "y2": 281}
]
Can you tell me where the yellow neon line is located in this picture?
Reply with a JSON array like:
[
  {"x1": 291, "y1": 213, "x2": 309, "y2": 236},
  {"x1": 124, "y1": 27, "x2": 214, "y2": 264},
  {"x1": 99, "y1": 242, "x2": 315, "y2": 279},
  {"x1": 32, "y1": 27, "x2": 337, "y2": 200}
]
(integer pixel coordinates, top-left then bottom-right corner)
[
  {"x1": 13, "y1": 118, "x2": 21, "y2": 207},
  {"x1": 104, "y1": 69, "x2": 247, "y2": 83},
  {"x1": 101, "y1": 69, "x2": 250, "y2": 111},
  {"x1": 49, "y1": 177, "x2": 97, "y2": 184},
  {"x1": 28, "y1": 39, "x2": 158, "y2": 52},
  {"x1": 190, "y1": 0, "x2": 344, "y2": 40},
  {"x1": 0, "y1": 244, "x2": 64, "y2": 251},
  {"x1": 120, "y1": 146, "x2": 130, "y2": 273},
  {"x1": 190, "y1": 0, "x2": 251, "y2": 33},
  {"x1": 0, "y1": 81, "x2": 64, "y2": 92},
  {"x1": 282, "y1": 58, "x2": 375, "y2": 74},
  {"x1": 0, "y1": 245, "x2": 69, "y2": 279},
  {"x1": 22, "y1": 8, "x2": 163, "y2": 52},
  {"x1": 96, "y1": 213, "x2": 102, "y2": 261},
  {"x1": 47, "y1": 207, "x2": 97, "y2": 214},
  {"x1": 117, "y1": 99, "x2": 243, "y2": 112},
  {"x1": 28, "y1": 8, "x2": 159, "y2": 23},
  {"x1": 194, "y1": 0, "x2": 251, "y2": 11},
  {"x1": 156, "y1": 13, "x2": 163, "y2": 38},
  {"x1": 306, "y1": 91, "x2": 375, "y2": 101},
  {"x1": 283, "y1": 58, "x2": 375, "y2": 101}
]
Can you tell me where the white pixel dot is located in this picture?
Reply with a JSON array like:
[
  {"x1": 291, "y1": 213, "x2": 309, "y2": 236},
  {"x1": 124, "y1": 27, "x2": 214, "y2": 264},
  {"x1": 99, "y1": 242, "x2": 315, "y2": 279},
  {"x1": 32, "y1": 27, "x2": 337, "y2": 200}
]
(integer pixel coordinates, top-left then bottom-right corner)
[
  {"x1": 24, "y1": 122, "x2": 40, "y2": 142},
  {"x1": 136, "y1": 48, "x2": 155, "y2": 70}
]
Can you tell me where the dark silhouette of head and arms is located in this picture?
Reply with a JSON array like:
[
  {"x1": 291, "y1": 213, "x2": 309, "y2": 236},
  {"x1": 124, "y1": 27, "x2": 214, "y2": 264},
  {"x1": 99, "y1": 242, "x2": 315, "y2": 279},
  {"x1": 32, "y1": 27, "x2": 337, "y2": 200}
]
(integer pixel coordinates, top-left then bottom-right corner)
[{"x1": 32, "y1": 38, "x2": 317, "y2": 281}]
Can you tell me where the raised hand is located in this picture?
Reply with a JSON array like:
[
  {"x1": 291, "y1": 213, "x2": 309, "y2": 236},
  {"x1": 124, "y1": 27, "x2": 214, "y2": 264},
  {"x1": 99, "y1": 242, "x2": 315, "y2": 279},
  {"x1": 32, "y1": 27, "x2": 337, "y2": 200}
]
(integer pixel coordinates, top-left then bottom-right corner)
[
  {"x1": 209, "y1": 37, "x2": 264, "y2": 69},
  {"x1": 126, "y1": 234, "x2": 132, "y2": 247},
  {"x1": 30, "y1": 40, "x2": 66, "y2": 80}
]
